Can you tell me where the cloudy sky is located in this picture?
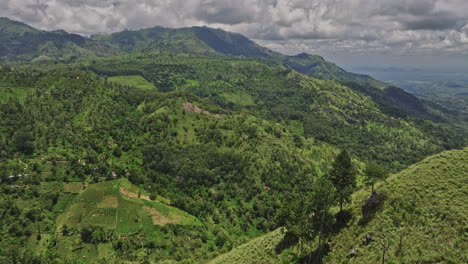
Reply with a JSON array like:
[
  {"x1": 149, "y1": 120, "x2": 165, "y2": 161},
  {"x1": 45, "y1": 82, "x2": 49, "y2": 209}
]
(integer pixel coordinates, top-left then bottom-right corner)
[{"x1": 2, "y1": 0, "x2": 468, "y2": 70}]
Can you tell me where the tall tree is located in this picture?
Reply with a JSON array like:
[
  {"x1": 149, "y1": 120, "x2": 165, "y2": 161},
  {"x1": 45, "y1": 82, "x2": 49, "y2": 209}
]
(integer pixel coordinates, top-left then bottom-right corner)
[
  {"x1": 276, "y1": 176, "x2": 336, "y2": 263},
  {"x1": 363, "y1": 162, "x2": 387, "y2": 193},
  {"x1": 329, "y1": 150, "x2": 356, "y2": 213}
]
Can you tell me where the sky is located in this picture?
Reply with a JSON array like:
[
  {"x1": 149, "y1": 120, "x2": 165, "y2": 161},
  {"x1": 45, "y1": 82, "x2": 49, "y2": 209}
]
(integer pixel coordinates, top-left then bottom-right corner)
[{"x1": 1, "y1": 0, "x2": 468, "y2": 70}]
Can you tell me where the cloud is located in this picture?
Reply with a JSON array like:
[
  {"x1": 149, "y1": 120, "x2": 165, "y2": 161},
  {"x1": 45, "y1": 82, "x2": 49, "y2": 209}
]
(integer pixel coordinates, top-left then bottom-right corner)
[{"x1": 0, "y1": 0, "x2": 467, "y2": 62}]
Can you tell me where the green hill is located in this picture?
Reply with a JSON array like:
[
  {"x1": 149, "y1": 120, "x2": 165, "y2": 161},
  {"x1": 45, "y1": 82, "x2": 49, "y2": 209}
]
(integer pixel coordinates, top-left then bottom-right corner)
[
  {"x1": 0, "y1": 68, "x2": 340, "y2": 263},
  {"x1": 325, "y1": 147, "x2": 468, "y2": 263},
  {"x1": 208, "y1": 147, "x2": 468, "y2": 263},
  {"x1": 0, "y1": 17, "x2": 117, "y2": 62},
  {"x1": 1, "y1": 17, "x2": 465, "y2": 128},
  {"x1": 84, "y1": 53, "x2": 466, "y2": 169}
]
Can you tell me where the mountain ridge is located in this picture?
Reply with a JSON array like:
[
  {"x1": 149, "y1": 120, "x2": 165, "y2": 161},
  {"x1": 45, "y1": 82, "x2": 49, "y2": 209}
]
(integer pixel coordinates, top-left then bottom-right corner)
[{"x1": 0, "y1": 17, "x2": 384, "y2": 86}]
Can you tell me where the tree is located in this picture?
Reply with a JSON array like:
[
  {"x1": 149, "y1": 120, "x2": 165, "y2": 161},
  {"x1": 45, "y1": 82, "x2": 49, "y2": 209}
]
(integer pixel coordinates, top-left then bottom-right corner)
[
  {"x1": 329, "y1": 150, "x2": 356, "y2": 213},
  {"x1": 276, "y1": 177, "x2": 336, "y2": 263},
  {"x1": 13, "y1": 131, "x2": 35, "y2": 155},
  {"x1": 363, "y1": 162, "x2": 387, "y2": 193}
]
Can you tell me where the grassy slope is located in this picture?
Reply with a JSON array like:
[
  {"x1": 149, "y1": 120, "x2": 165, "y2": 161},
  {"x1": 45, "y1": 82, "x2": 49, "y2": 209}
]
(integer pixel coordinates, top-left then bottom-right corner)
[
  {"x1": 210, "y1": 147, "x2": 468, "y2": 264},
  {"x1": 325, "y1": 147, "x2": 468, "y2": 264},
  {"x1": 209, "y1": 228, "x2": 286, "y2": 264}
]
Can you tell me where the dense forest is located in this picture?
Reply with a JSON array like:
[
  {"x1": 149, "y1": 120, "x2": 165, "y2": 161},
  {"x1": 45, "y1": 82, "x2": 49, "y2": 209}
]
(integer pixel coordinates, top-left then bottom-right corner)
[{"x1": 0, "y1": 18, "x2": 467, "y2": 264}]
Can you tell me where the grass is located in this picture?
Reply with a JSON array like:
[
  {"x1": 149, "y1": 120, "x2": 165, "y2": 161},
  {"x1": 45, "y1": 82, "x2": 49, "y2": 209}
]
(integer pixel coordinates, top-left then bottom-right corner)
[
  {"x1": 209, "y1": 228, "x2": 286, "y2": 264},
  {"x1": 220, "y1": 92, "x2": 255, "y2": 107},
  {"x1": 108, "y1": 75, "x2": 156, "y2": 90},
  {"x1": 325, "y1": 147, "x2": 468, "y2": 263},
  {"x1": 64, "y1": 182, "x2": 84, "y2": 193}
]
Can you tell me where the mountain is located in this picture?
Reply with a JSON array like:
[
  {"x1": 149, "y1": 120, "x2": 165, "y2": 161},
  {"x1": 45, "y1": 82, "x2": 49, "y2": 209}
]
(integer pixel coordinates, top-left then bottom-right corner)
[
  {"x1": 95, "y1": 25, "x2": 387, "y2": 87},
  {"x1": 1, "y1": 18, "x2": 467, "y2": 263},
  {"x1": 0, "y1": 17, "x2": 117, "y2": 62},
  {"x1": 2, "y1": 18, "x2": 461, "y2": 124},
  {"x1": 0, "y1": 18, "x2": 386, "y2": 87},
  {"x1": 1, "y1": 17, "x2": 466, "y2": 168},
  {"x1": 207, "y1": 147, "x2": 468, "y2": 263}
]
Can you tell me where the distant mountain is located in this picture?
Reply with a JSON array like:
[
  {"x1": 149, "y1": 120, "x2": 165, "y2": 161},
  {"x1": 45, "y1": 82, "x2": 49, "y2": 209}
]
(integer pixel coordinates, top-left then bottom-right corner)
[
  {"x1": 0, "y1": 17, "x2": 465, "y2": 125},
  {"x1": 0, "y1": 17, "x2": 117, "y2": 62},
  {"x1": 94, "y1": 25, "x2": 387, "y2": 87},
  {"x1": 0, "y1": 18, "x2": 383, "y2": 86}
]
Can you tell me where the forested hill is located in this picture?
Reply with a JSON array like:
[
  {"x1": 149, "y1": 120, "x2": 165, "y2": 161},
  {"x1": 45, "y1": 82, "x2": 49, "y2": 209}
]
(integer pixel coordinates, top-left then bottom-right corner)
[
  {"x1": 2, "y1": 17, "x2": 465, "y2": 125},
  {"x1": 82, "y1": 53, "x2": 466, "y2": 169},
  {"x1": 0, "y1": 17, "x2": 381, "y2": 84},
  {"x1": 0, "y1": 67, "x2": 340, "y2": 262}
]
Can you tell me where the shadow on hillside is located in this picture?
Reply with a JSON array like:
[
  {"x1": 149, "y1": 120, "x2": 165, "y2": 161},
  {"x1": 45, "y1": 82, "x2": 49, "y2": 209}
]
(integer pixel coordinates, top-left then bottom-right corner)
[
  {"x1": 275, "y1": 231, "x2": 298, "y2": 253},
  {"x1": 332, "y1": 210, "x2": 352, "y2": 232},
  {"x1": 358, "y1": 191, "x2": 387, "y2": 226},
  {"x1": 297, "y1": 243, "x2": 330, "y2": 264}
]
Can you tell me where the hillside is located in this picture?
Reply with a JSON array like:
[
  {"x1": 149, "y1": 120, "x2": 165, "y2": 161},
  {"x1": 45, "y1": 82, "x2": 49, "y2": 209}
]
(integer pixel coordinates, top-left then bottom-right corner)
[
  {"x1": 325, "y1": 147, "x2": 468, "y2": 263},
  {"x1": 83, "y1": 53, "x2": 466, "y2": 169},
  {"x1": 2, "y1": 18, "x2": 465, "y2": 128},
  {"x1": 0, "y1": 67, "x2": 340, "y2": 263},
  {"x1": 208, "y1": 147, "x2": 468, "y2": 263}
]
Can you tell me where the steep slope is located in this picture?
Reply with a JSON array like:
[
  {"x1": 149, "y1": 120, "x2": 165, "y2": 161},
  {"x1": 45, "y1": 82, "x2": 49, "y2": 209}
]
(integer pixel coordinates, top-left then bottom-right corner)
[
  {"x1": 325, "y1": 147, "x2": 468, "y2": 263},
  {"x1": 208, "y1": 147, "x2": 468, "y2": 263}
]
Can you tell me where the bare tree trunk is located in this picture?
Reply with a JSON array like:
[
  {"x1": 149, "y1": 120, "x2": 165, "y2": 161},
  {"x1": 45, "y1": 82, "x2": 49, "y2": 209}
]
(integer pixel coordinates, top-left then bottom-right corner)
[{"x1": 382, "y1": 247, "x2": 387, "y2": 264}]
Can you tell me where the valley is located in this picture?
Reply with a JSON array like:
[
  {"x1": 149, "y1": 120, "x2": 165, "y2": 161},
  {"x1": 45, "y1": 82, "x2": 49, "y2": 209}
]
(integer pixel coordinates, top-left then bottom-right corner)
[{"x1": 0, "y1": 17, "x2": 467, "y2": 264}]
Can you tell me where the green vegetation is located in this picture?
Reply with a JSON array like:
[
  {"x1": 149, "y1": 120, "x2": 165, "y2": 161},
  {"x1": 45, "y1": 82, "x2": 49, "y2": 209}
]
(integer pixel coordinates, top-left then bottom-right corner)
[
  {"x1": 108, "y1": 75, "x2": 156, "y2": 90},
  {"x1": 329, "y1": 150, "x2": 356, "y2": 213},
  {"x1": 207, "y1": 148, "x2": 468, "y2": 263},
  {"x1": 0, "y1": 68, "x2": 339, "y2": 262},
  {"x1": 363, "y1": 162, "x2": 388, "y2": 193},
  {"x1": 0, "y1": 18, "x2": 466, "y2": 263},
  {"x1": 82, "y1": 53, "x2": 466, "y2": 169},
  {"x1": 325, "y1": 147, "x2": 468, "y2": 263}
]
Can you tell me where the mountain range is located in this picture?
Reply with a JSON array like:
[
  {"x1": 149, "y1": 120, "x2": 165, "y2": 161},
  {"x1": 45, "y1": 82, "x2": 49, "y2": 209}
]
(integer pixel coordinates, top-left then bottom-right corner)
[{"x1": 0, "y1": 17, "x2": 467, "y2": 263}]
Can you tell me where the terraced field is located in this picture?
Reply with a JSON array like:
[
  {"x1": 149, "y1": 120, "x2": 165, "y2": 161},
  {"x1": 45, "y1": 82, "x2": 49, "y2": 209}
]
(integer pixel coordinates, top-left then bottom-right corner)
[
  {"x1": 57, "y1": 178, "x2": 200, "y2": 233},
  {"x1": 54, "y1": 179, "x2": 201, "y2": 261}
]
